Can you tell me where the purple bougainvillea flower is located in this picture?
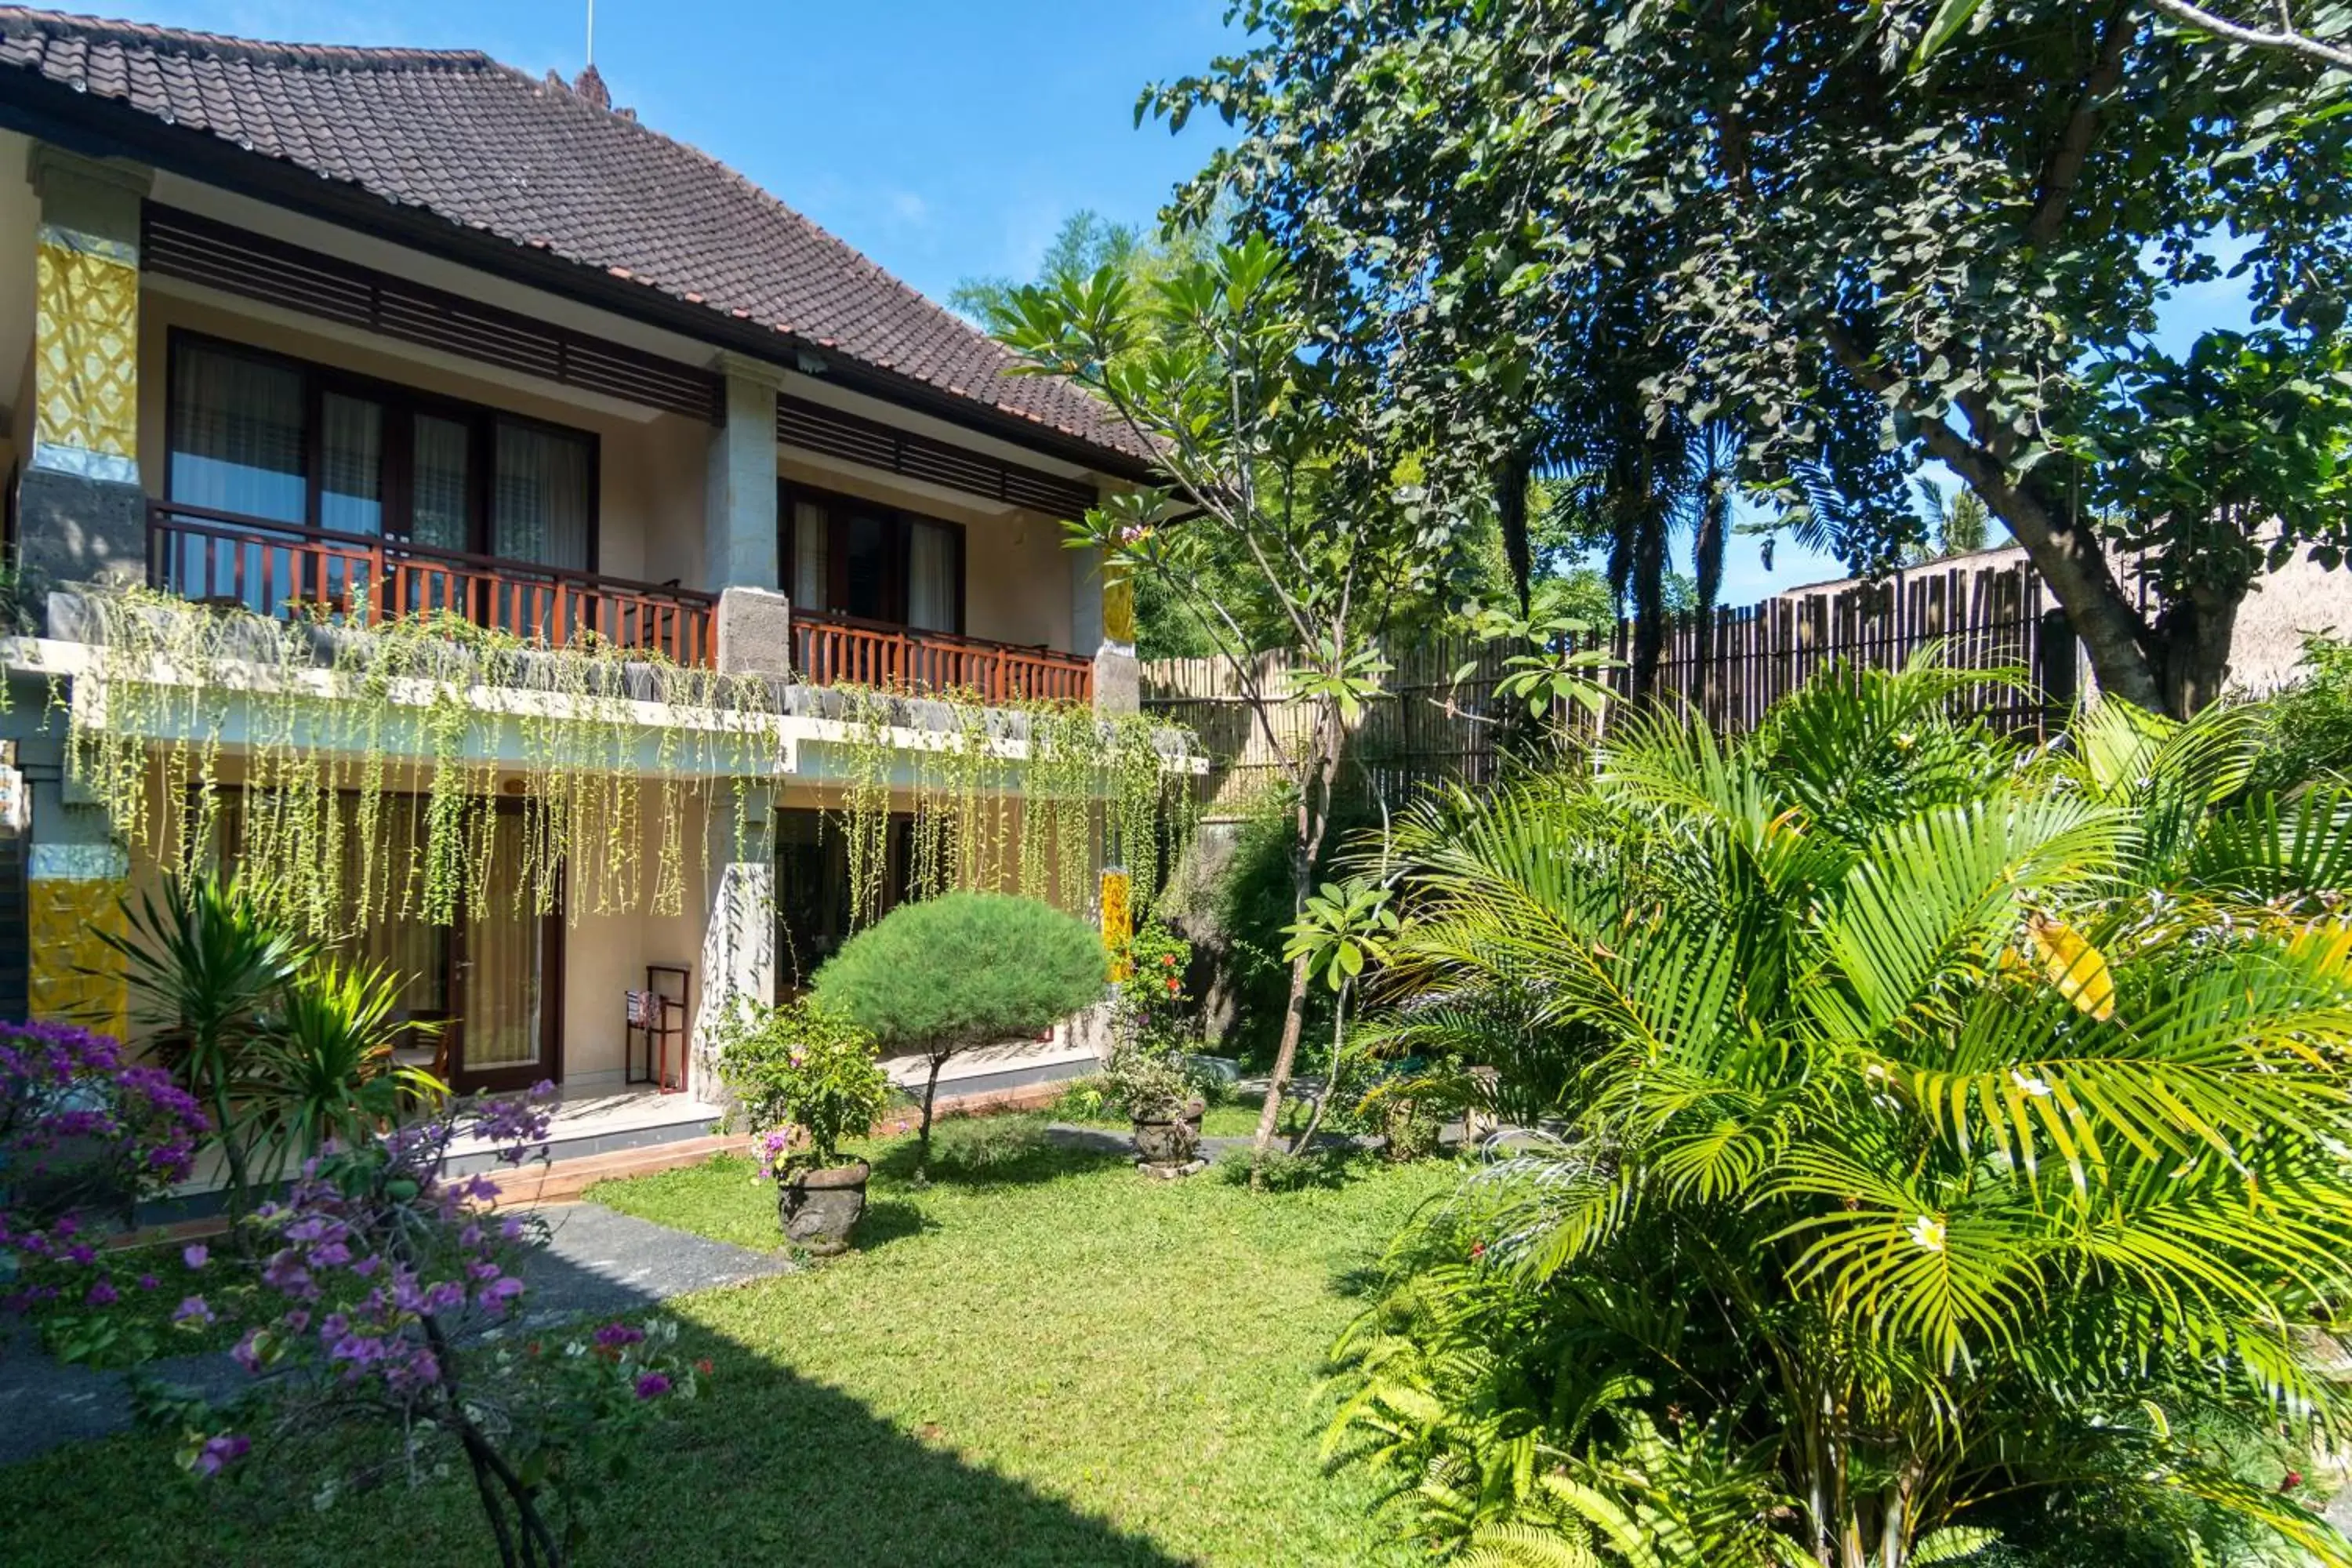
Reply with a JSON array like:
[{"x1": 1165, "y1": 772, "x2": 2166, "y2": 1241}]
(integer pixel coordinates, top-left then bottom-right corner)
[
  {"x1": 191, "y1": 1432, "x2": 250, "y2": 1478},
  {"x1": 173, "y1": 1296, "x2": 215, "y2": 1327},
  {"x1": 85, "y1": 1279, "x2": 118, "y2": 1308},
  {"x1": 634, "y1": 1372, "x2": 672, "y2": 1399},
  {"x1": 182, "y1": 1243, "x2": 209, "y2": 1270},
  {"x1": 593, "y1": 1322, "x2": 645, "y2": 1349}
]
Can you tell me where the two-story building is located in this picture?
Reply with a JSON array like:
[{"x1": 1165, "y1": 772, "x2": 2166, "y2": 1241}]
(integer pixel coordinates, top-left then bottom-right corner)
[{"x1": 0, "y1": 9, "x2": 1162, "y2": 1131}]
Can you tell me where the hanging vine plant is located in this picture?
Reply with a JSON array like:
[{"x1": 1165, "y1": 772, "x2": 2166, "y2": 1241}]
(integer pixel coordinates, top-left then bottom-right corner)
[
  {"x1": 53, "y1": 588, "x2": 1196, "y2": 946},
  {"x1": 816, "y1": 683, "x2": 1196, "y2": 932},
  {"x1": 57, "y1": 589, "x2": 782, "y2": 941}
]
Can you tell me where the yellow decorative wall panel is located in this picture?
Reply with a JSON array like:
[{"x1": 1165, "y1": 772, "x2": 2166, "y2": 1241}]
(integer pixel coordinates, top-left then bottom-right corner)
[
  {"x1": 34, "y1": 229, "x2": 140, "y2": 466},
  {"x1": 27, "y1": 877, "x2": 129, "y2": 1041}
]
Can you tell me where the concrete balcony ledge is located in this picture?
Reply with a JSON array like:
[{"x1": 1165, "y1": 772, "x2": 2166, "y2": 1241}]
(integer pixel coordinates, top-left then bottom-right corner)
[{"x1": 20, "y1": 588, "x2": 1203, "y2": 778}]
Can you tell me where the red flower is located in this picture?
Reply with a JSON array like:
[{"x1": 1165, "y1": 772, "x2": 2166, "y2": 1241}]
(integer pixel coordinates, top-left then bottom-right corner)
[
  {"x1": 1160, "y1": 955, "x2": 1178, "y2": 968},
  {"x1": 1165, "y1": 977, "x2": 1181, "y2": 993},
  {"x1": 695, "y1": 1358, "x2": 714, "y2": 1375},
  {"x1": 1468, "y1": 1240, "x2": 1487, "y2": 1261},
  {"x1": 2284, "y1": 1470, "x2": 2305, "y2": 1491}
]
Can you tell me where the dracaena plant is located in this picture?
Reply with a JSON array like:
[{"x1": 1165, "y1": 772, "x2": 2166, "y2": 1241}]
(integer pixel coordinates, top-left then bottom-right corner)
[{"x1": 1327, "y1": 650, "x2": 2352, "y2": 1567}]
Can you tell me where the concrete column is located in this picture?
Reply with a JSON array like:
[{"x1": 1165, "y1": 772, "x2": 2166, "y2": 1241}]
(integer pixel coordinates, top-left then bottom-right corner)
[
  {"x1": 703, "y1": 353, "x2": 783, "y2": 593},
  {"x1": 19, "y1": 144, "x2": 154, "y2": 599},
  {"x1": 691, "y1": 785, "x2": 776, "y2": 1108},
  {"x1": 12, "y1": 726, "x2": 129, "y2": 1036},
  {"x1": 716, "y1": 585, "x2": 793, "y2": 681}
]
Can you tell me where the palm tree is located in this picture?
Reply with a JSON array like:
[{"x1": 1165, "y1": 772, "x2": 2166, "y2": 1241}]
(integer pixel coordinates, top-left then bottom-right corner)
[{"x1": 1328, "y1": 653, "x2": 2352, "y2": 1566}]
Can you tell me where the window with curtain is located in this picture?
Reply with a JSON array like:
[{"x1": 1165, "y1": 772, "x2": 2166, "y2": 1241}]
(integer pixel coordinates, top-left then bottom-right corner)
[
  {"x1": 908, "y1": 519, "x2": 957, "y2": 632},
  {"x1": 411, "y1": 415, "x2": 471, "y2": 553},
  {"x1": 318, "y1": 392, "x2": 384, "y2": 536},
  {"x1": 491, "y1": 423, "x2": 593, "y2": 571},
  {"x1": 791, "y1": 500, "x2": 829, "y2": 612},
  {"x1": 169, "y1": 343, "x2": 306, "y2": 522},
  {"x1": 780, "y1": 485, "x2": 965, "y2": 635},
  {"x1": 165, "y1": 334, "x2": 600, "y2": 573}
]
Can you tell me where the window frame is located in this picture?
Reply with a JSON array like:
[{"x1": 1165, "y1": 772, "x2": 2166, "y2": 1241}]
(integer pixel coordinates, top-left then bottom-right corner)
[
  {"x1": 777, "y1": 478, "x2": 967, "y2": 636},
  {"x1": 164, "y1": 327, "x2": 602, "y2": 571}
]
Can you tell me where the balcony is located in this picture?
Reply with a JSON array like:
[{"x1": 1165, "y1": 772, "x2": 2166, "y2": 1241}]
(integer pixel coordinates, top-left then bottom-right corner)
[
  {"x1": 791, "y1": 608, "x2": 1093, "y2": 706},
  {"x1": 147, "y1": 500, "x2": 717, "y2": 666},
  {"x1": 141, "y1": 503, "x2": 1097, "y2": 706}
]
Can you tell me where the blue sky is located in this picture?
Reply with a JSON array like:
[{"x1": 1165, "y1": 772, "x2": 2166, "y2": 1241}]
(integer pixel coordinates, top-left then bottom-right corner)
[{"x1": 116, "y1": 2, "x2": 2256, "y2": 608}]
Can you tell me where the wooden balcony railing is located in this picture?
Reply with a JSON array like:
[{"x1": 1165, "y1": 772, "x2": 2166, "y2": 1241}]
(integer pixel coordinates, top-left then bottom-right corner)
[
  {"x1": 147, "y1": 501, "x2": 717, "y2": 667},
  {"x1": 792, "y1": 609, "x2": 1093, "y2": 705}
]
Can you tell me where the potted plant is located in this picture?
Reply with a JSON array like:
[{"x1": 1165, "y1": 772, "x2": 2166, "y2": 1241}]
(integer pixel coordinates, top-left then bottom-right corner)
[
  {"x1": 1105, "y1": 1046, "x2": 1205, "y2": 1171},
  {"x1": 1104, "y1": 921, "x2": 1206, "y2": 1172},
  {"x1": 713, "y1": 999, "x2": 891, "y2": 1254}
]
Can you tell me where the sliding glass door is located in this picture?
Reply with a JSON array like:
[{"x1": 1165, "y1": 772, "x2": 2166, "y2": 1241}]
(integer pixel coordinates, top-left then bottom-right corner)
[
  {"x1": 211, "y1": 793, "x2": 561, "y2": 1093},
  {"x1": 448, "y1": 804, "x2": 560, "y2": 1093}
]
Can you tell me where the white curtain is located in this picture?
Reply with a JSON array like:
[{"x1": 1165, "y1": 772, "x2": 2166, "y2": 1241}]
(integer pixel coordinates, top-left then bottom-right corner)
[
  {"x1": 491, "y1": 423, "x2": 592, "y2": 570},
  {"x1": 318, "y1": 392, "x2": 383, "y2": 537},
  {"x1": 411, "y1": 414, "x2": 471, "y2": 552},
  {"x1": 792, "y1": 499, "x2": 829, "y2": 612},
  {"x1": 908, "y1": 519, "x2": 957, "y2": 632},
  {"x1": 168, "y1": 343, "x2": 306, "y2": 522}
]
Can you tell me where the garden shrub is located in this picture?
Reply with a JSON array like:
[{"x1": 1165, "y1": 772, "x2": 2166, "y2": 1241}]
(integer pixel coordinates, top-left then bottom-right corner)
[
  {"x1": 812, "y1": 891, "x2": 1105, "y2": 1172},
  {"x1": 2248, "y1": 633, "x2": 2352, "y2": 796},
  {"x1": 713, "y1": 997, "x2": 892, "y2": 1176}
]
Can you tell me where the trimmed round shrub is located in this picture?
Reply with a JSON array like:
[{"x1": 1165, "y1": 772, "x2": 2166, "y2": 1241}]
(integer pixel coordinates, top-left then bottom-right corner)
[{"x1": 811, "y1": 892, "x2": 1105, "y2": 1169}]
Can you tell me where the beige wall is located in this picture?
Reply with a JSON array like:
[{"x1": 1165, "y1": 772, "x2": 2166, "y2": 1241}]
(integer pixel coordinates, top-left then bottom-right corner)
[{"x1": 135, "y1": 291, "x2": 711, "y2": 593}]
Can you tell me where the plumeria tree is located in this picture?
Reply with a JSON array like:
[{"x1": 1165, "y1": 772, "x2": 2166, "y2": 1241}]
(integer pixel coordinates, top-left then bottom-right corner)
[{"x1": 1001, "y1": 235, "x2": 1470, "y2": 1167}]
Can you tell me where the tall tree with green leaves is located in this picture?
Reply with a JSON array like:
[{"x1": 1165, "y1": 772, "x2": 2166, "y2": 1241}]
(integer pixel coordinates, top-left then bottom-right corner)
[
  {"x1": 1153, "y1": 0, "x2": 2352, "y2": 717},
  {"x1": 999, "y1": 235, "x2": 1480, "y2": 1170}
]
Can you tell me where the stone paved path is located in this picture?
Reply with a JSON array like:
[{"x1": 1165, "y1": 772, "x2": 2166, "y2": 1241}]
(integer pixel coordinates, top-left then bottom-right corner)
[{"x1": 0, "y1": 1203, "x2": 792, "y2": 1467}]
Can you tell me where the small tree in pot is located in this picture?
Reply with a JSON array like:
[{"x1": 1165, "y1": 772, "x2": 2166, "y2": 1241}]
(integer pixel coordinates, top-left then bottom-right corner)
[
  {"x1": 813, "y1": 892, "x2": 1105, "y2": 1177},
  {"x1": 713, "y1": 999, "x2": 891, "y2": 1254}
]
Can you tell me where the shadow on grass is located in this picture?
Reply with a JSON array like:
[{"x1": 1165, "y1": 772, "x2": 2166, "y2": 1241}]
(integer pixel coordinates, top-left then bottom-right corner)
[
  {"x1": 0, "y1": 1312, "x2": 1196, "y2": 1568},
  {"x1": 601, "y1": 1318, "x2": 1196, "y2": 1567},
  {"x1": 849, "y1": 1197, "x2": 938, "y2": 1251}
]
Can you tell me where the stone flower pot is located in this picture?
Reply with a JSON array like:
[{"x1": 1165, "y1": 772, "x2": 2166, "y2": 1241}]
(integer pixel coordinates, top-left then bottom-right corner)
[
  {"x1": 777, "y1": 1160, "x2": 870, "y2": 1255},
  {"x1": 1131, "y1": 1095, "x2": 1207, "y2": 1171}
]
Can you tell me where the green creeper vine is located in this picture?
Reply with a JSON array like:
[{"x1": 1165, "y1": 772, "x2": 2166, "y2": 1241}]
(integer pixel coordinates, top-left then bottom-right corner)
[{"x1": 54, "y1": 589, "x2": 1196, "y2": 946}]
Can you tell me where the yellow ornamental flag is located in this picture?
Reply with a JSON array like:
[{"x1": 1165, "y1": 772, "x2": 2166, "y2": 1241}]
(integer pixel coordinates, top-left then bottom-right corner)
[{"x1": 2024, "y1": 913, "x2": 2118, "y2": 1022}]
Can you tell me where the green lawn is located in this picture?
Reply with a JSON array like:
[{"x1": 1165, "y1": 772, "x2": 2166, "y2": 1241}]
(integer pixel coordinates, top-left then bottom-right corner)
[{"x1": 0, "y1": 1116, "x2": 1451, "y2": 1567}]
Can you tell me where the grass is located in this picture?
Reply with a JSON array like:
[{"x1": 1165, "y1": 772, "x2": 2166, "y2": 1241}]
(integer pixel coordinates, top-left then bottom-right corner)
[{"x1": 0, "y1": 1114, "x2": 1454, "y2": 1567}]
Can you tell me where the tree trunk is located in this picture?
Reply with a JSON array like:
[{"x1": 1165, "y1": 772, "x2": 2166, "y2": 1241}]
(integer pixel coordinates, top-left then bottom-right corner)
[
  {"x1": 1251, "y1": 702, "x2": 1348, "y2": 1180},
  {"x1": 1914, "y1": 420, "x2": 2172, "y2": 712},
  {"x1": 2156, "y1": 581, "x2": 2245, "y2": 716},
  {"x1": 916, "y1": 1053, "x2": 946, "y2": 1176}
]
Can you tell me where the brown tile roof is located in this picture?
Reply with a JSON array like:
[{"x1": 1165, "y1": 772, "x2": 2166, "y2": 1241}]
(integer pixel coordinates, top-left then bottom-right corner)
[{"x1": 0, "y1": 7, "x2": 1147, "y2": 466}]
